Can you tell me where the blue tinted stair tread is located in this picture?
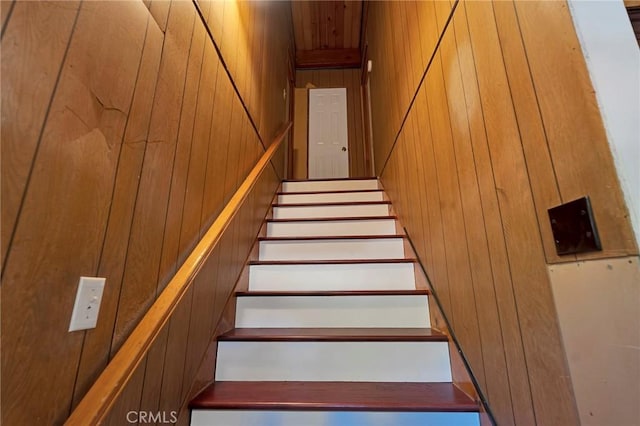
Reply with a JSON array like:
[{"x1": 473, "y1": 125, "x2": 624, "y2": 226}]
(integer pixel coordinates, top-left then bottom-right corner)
[{"x1": 190, "y1": 381, "x2": 479, "y2": 412}]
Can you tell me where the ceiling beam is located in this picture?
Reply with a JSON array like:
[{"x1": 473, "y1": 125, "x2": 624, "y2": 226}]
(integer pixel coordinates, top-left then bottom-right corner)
[{"x1": 296, "y1": 48, "x2": 362, "y2": 69}]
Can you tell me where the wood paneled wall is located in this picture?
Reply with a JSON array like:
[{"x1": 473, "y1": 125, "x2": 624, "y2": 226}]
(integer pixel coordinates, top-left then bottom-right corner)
[
  {"x1": 367, "y1": 0, "x2": 638, "y2": 425},
  {"x1": 200, "y1": 0, "x2": 293, "y2": 145},
  {"x1": 365, "y1": 0, "x2": 452, "y2": 174},
  {"x1": 1, "y1": 1, "x2": 291, "y2": 424},
  {"x1": 295, "y1": 69, "x2": 369, "y2": 178}
]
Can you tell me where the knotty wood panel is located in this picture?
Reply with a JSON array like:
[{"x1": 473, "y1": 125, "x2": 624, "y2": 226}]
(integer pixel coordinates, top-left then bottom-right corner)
[
  {"x1": 295, "y1": 69, "x2": 369, "y2": 178},
  {"x1": 1, "y1": 1, "x2": 292, "y2": 424},
  {"x1": 291, "y1": 1, "x2": 362, "y2": 51}
]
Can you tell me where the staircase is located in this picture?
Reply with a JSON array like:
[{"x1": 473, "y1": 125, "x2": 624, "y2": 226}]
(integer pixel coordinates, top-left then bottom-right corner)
[{"x1": 190, "y1": 178, "x2": 481, "y2": 426}]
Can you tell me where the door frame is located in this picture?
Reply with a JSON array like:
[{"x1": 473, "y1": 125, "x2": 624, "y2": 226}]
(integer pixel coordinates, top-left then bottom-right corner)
[{"x1": 361, "y1": 45, "x2": 375, "y2": 177}]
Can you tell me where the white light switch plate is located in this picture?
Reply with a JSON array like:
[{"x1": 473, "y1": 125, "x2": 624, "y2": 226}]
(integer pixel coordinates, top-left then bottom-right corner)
[{"x1": 69, "y1": 277, "x2": 105, "y2": 332}]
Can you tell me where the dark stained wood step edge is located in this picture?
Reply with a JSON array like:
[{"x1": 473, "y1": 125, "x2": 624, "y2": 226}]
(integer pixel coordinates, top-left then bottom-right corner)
[
  {"x1": 190, "y1": 381, "x2": 479, "y2": 412},
  {"x1": 235, "y1": 289, "x2": 430, "y2": 297},
  {"x1": 278, "y1": 189, "x2": 384, "y2": 195},
  {"x1": 218, "y1": 327, "x2": 447, "y2": 342},
  {"x1": 267, "y1": 215, "x2": 398, "y2": 223},
  {"x1": 283, "y1": 177, "x2": 378, "y2": 183},
  {"x1": 249, "y1": 258, "x2": 417, "y2": 266},
  {"x1": 258, "y1": 235, "x2": 407, "y2": 242},
  {"x1": 272, "y1": 201, "x2": 391, "y2": 208}
]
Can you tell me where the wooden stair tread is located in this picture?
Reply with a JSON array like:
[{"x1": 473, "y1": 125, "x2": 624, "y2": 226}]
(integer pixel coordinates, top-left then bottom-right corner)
[
  {"x1": 283, "y1": 178, "x2": 378, "y2": 182},
  {"x1": 272, "y1": 201, "x2": 391, "y2": 207},
  {"x1": 267, "y1": 215, "x2": 397, "y2": 223},
  {"x1": 249, "y1": 258, "x2": 417, "y2": 265},
  {"x1": 258, "y1": 235, "x2": 406, "y2": 241},
  {"x1": 219, "y1": 327, "x2": 447, "y2": 341},
  {"x1": 278, "y1": 189, "x2": 384, "y2": 195},
  {"x1": 190, "y1": 381, "x2": 478, "y2": 412},
  {"x1": 236, "y1": 289, "x2": 430, "y2": 297}
]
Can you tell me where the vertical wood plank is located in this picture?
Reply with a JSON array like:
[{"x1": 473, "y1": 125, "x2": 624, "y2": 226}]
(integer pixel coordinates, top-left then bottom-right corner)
[
  {"x1": 1, "y1": 2, "x2": 148, "y2": 424},
  {"x1": 351, "y1": 0, "x2": 363, "y2": 49},
  {"x1": 439, "y1": 9, "x2": 515, "y2": 423},
  {"x1": 452, "y1": 4, "x2": 536, "y2": 423},
  {"x1": 300, "y1": 1, "x2": 314, "y2": 50},
  {"x1": 138, "y1": 326, "x2": 170, "y2": 423},
  {"x1": 178, "y1": 39, "x2": 220, "y2": 265},
  {"x1": 112, "y1": 0, "x2": 195, "y2": 352},
  {"x1": 1, "y1": 0, "x2": 15, "y2": 32},
  {"x1": 201, "y1": 64, "x2": 234, "y2": 225},
  {"x1": 514, "y1": 0, "x2": 638, "y2": 259},
  {"x1": 424, "y1": 48, "x2": 486, "y2": 391},
  {"x1": 413, "y1": 87, "x2": 453, "y2": 317},
  {"x1": 158, "y1": 16, "x2": 207, "y2": 291},
  {"x1": 464, "y1": 2, "x2": 579, "y2": 424},
  {"x1": 149, "y1": 0, "x2": 170, "y2": 33},
  {"x1": 334, "y1": 0, "x2": 344, "y2": 48},
  {"x1": 157, "y1": 286, "x2": 194, "y2": 417},
  {"x1": 1, "y1": 0, "x2": 80, "y2": 267},
  {"x1": 180, "y1": 250, "x2": 219, "y2": 399},
  {"x1": 72, "y1": 18, "x2": 165, "y2": 408},
  {"x1": 221, "y1": 0, "x2": 239, "y2": 79},
  {"x1": 291, "y1": 1, "x2": 304, "y2": 51},
  {"x1": 206, "y1": 0, "x2": 224, "y2": 45},
  {"x1": 492, "y1": 0, "x2": 565, "y2": 264},
  {"x1": 223, "y1": 99, "x2": 244, "y2": 202},
  {"x1": 103, "y1": 358, "x2": 146, "y2": 426}
]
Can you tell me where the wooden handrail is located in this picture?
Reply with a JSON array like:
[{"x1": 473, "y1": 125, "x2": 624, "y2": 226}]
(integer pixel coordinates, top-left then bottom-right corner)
[{"x1": 65, "y1": 122, "x2": 292, "y2": 425}]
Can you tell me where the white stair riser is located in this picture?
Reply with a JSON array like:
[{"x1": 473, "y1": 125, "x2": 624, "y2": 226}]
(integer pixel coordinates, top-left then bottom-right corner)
[
  {"x1": 249, "y1": 263, "x2": 415, "y2": 291},
  {"x1": 283, "y1": 179, "x2": 379, "y2": 192},
  {"x1": 216, "y1": 341, "x2": 451, "y2": 382},
  {"x1": 267, "y1": 219, "x2": 397, "y2": 237},
  {"x1": 259, "y1": 239, "x2": 405, "y2": 261},
  {"x1": 273, "y1": 204, "x2": 389, "y2": 219},
  {"x1": 278, "y1": 191, "x2": 384, "y2": 204},
  {"x1": 191, "y1": 410, "x2": 481, "y2": 426},
  {"x1": 235, "y1": 295, "x2": 431, "y2": 328}
]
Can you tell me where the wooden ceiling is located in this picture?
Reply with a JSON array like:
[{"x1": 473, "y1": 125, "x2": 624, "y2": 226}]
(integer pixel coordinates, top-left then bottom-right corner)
[{"x1": 291, "y1": 0, "x2": 364, "y2": 69}]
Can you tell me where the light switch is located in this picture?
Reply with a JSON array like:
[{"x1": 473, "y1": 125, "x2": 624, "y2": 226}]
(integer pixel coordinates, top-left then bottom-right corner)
[{"x1": 69, "y1": 277, "x2": 105, "y2": 332}]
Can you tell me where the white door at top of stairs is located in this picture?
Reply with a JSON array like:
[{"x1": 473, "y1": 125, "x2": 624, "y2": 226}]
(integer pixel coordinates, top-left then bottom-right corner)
[{"x1": 308, "y1": 88, "x2": 349, "y2": 179}]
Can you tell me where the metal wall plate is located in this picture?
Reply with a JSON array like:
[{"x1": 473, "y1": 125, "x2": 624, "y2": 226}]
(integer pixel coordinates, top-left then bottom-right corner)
[{"x1": 548, "y1": 196, "x2": 602, "y2": 255}]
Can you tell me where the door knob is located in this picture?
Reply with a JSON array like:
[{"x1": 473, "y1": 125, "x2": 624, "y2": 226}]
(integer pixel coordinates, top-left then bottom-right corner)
[{"x1": 341, "y1": 147, "x2": 347, "y2": 152}]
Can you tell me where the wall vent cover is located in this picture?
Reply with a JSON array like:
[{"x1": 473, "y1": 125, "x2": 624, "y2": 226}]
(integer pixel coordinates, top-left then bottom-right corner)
[{"x1": 548, "y1": 196, "x2": 602, "y2": 255}]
